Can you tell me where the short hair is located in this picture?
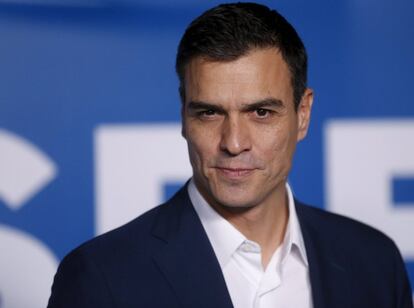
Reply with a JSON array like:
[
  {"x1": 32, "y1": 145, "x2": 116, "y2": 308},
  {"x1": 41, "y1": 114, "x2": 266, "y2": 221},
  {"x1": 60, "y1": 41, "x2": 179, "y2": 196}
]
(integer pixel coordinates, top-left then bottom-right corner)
[{"x1": 176, "y1": 2, "x2": 307, "y2": 110}]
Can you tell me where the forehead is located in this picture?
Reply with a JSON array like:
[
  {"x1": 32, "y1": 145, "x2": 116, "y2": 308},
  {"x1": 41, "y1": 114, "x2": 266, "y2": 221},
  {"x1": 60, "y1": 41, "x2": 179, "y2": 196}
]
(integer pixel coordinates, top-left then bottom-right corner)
[{"x1": 184, "y1": 48, "x2": 293, "y2": 106}]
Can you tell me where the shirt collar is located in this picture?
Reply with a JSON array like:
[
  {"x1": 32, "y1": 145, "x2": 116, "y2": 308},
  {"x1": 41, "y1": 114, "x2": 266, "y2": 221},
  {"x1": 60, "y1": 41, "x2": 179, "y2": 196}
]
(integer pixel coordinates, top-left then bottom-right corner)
[
  {"x1": 188, "y1": 179, "x2": 308, "y2": 268},
  {"x1": 188, "y1": 179, "x2": 245, "y2": 266},
  {"x1": 283, "y1": 183, "x2": 309, "y2": 267}
]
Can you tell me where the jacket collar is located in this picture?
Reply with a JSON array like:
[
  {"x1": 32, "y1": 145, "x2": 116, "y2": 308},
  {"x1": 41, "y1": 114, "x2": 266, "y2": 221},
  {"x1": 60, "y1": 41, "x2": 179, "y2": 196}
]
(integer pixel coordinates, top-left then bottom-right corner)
[
  {"x1": 295, "y1": 200, "x2": 350, "y2": 308},
  {"x1": 151, "y1": 185, "x2": 350, "y2": 308},
  {"x1": 151, "y1": 185, "x2": 234, "y2": 308}
]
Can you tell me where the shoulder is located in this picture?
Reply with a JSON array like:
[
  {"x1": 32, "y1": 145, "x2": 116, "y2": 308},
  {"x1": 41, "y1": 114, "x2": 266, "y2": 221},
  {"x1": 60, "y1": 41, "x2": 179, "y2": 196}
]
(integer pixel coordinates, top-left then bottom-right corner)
[
  {"x1": 48, "y1": 185, "x2": 195, "y2": 307},
  {"x1": 295, "y1": 201, "x2": 413, "y2": 306},
  {"x1": 295, "y1": 200, "x2": 399, "y2": 257},
  {"x1": 65, "y1": 204, "x2": 165, "y2": 264},
  {"x1": 60, "y1": 184, "x2": 191, "y2": 267},
  {"x1": 48, "y1": 196, "x2": 187, "y2": 308},
  {"x1": 49, "y1": 204, "x2": 168, "y2": 306}
]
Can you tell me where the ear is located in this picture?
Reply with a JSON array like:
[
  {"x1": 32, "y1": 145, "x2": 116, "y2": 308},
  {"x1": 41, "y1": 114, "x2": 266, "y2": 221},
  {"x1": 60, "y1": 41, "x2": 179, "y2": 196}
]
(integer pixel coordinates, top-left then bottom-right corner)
[{"x1": 297, "y1": 88, "x2": 314, "y2": 141}]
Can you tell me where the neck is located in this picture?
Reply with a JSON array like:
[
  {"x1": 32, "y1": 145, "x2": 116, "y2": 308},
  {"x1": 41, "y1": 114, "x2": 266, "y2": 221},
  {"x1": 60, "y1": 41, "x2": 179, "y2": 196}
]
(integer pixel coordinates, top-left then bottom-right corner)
[{"x1": 210, "y1": 184, "x2": 289, "y2": 268}]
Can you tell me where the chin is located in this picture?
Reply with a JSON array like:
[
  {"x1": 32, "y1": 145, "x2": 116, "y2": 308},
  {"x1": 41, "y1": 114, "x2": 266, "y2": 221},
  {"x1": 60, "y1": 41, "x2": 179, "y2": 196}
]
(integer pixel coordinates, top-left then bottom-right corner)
[
  {"x1": 210, "y1": 187, "x2": 259, "y2": 209},
  {"x1": 196, "y1": 174, "x2": 260, "y2": 208}
]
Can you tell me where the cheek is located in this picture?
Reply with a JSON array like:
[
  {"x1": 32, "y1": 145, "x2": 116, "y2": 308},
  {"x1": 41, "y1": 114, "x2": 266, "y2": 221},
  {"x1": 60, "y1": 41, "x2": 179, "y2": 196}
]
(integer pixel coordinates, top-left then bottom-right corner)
[
  {"x1": 186, "y1": 128, "x2": 218, "y2": 167},
  {"x1": 256, "y1": 125, "x2": 297, "y2": 172},
  {"x1": 259, "y1": 125, "x2": 288, "y2": 152},
  {"x1": 187, "y1": 140, "x2": 204, "y2": 171}
]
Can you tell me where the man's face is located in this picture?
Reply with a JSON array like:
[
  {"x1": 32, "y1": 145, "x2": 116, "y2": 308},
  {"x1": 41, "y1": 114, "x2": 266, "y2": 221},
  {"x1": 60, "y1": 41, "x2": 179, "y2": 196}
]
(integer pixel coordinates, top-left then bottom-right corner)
[{"x1": 182, "y1": 48, "x2": 313, "y2": 211}]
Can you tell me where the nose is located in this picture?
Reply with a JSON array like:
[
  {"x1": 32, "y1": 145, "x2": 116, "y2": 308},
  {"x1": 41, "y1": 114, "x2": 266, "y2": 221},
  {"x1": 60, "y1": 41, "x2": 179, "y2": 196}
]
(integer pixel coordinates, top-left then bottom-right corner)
[{"x1": 219, "y1": 115, "x2": 252, "y2": 156}]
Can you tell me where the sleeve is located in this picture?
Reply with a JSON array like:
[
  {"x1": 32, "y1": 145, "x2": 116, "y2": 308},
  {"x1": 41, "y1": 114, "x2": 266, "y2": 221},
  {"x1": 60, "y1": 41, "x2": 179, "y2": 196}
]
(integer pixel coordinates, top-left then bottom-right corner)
[
  {"x1": 47, "y1": 248, "x2": 114, "y2": 308},
  {"x1": 393, "y1": 244, "x2": 414, "y2": 308}
]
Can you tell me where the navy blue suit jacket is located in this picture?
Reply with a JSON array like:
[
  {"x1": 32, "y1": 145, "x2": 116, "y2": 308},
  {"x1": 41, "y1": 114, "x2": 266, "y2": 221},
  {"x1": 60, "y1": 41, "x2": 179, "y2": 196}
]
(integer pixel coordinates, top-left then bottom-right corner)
[{"x1": 48, "y1": 185, "x2": 413, "y2": 308}]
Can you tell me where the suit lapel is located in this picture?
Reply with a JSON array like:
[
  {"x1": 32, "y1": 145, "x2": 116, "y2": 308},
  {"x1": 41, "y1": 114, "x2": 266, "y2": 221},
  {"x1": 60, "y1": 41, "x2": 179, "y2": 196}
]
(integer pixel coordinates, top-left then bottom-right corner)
[
  {"x1": 151, "y1": 186, "x2": 234, "y2": 308},
  {"x1": 151, "y1": 188, "x2": 351, "y2": 308},
  {"x1": 296, "y1": 202, "x2": 350, "y2": 308}
]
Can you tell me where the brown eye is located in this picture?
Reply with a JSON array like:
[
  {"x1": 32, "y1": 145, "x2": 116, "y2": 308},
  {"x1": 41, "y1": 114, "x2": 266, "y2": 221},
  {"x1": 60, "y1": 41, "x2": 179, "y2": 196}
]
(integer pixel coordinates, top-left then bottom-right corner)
[
  {"x1": 255, "y1": 108, "x2": 270, "y2": 117},
  {"x1": 196, "y1": 109, "x2": 219, "y2": 119},
  {"x1": 204, "y1": 109, "x2": 216, "y2": 116}
]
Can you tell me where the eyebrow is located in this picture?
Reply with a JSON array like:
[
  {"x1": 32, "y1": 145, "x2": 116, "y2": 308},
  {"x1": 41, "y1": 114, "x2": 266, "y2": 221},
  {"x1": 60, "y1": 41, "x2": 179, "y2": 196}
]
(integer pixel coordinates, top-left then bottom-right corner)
[
  {"x1": 187, "y1": 101, "x2": 226, "y2": 113},
  {"x1": 187, "y1": 98, "x2": 285, "y2": 112},
  {"x1": 240, "y1": 98, "x2": 285, "y2": 112}
]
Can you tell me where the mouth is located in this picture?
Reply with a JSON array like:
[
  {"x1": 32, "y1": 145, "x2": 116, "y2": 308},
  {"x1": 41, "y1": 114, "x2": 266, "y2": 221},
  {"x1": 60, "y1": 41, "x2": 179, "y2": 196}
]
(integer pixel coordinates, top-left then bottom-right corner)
[{"x1": 215, "y1": 167, "x2": 255, "y2": 180}]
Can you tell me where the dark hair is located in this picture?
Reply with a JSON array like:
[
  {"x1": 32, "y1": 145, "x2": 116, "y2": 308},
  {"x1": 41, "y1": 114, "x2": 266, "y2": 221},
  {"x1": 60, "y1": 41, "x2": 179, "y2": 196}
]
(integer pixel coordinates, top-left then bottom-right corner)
[{"x1": 176, "y1": 2, "x2": 307, "y2": 109}]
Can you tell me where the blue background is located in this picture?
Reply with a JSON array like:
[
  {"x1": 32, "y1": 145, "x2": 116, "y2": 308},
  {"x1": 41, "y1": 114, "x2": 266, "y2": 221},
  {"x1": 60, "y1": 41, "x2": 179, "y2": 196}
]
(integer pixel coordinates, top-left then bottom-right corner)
[{"x1": 1, "y1": 0, "x2": 413, "y2": 294}]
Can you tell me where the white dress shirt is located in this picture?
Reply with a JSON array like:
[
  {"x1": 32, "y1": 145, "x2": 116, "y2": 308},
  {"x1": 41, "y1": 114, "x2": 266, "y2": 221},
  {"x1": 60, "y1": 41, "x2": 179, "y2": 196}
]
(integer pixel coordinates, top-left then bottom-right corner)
[{"x1": 188, "y1": 179, "x2": 313, "y2": 308}]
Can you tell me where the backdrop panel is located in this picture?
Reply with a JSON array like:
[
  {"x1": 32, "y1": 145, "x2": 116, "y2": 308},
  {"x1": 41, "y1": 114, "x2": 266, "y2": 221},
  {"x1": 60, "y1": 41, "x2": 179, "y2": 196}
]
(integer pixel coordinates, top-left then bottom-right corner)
[{"x1": 0, "y1": 1, "x2": 413, "y2": 307}]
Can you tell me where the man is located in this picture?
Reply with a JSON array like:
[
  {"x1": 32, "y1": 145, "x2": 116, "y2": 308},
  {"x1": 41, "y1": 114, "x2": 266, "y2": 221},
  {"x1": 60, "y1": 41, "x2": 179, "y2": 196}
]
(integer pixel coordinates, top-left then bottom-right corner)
[{"x1": 48, "y1": 3, "x2": 413, "y2": 308}]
